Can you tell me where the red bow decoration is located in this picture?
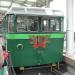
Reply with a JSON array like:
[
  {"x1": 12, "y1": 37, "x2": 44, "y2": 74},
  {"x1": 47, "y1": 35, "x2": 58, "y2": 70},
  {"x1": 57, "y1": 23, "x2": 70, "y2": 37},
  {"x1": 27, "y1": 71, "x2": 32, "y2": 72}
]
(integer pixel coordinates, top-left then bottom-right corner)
[
  {"x1": 3, "y1": 51, "x2": 9, "y2": 60},
  {"x1": 34, "y1": 44, "x2": 46, "y2": 48}
]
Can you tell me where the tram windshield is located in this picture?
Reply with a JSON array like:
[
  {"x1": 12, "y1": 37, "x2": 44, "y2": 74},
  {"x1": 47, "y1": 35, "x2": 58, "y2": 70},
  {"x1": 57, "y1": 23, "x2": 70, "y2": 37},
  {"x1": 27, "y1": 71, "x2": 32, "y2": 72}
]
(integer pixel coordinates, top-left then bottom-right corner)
[
  {"x1": 8, "y1": 15, "x2": 14, "y2": 33},
  {"x1": 41, "y1": 17, "x2": 61, "y2": 32},
  {"x1": 7, "y1": 15, "x2": 63, "y2": 33},
  {"x1": 17, "y1": 16, "x2": 38, "y2": 32}
]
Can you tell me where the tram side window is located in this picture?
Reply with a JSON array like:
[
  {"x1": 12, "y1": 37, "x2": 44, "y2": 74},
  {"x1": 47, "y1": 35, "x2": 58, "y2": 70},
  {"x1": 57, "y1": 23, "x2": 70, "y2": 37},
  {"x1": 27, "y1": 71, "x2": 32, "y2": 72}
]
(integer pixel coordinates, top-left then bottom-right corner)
[
  {"x1": 1, "y1": 18, "x2": 6, "y2": 33},
  {"x1": 50, "y1": 18, "x2": 60, "y2": 31},
  {"x1": 42, "y1": 19, "x2": 50, "y2": 32},
  {"x1": 42, "y1": 18, "x2": 60, "y2": 32},
  {"x1": 17, "y1": 16, "x2": 38, "y2": 32},
  {"x1": 8, "y1": 15, "x2": 14, "y2": 33}
]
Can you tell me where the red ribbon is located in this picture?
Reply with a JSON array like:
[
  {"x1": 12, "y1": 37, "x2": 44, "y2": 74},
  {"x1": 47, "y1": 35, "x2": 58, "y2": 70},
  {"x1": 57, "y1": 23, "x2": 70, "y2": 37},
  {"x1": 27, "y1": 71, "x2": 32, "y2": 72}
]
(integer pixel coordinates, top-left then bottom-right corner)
[
  {"x1": 34, "y1": 44, "x2": 46, "y2": 48},
  {"x1": 3, "y1": 51, "x2": 9, "y2": 60}
]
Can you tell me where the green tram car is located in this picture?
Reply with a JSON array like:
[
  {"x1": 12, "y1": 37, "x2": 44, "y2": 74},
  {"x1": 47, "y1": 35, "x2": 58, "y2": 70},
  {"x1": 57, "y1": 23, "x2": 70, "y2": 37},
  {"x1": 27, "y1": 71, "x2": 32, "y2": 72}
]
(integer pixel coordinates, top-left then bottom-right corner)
[{"x1": 4, "y1": 7, "x2": 65, "y2": 67}]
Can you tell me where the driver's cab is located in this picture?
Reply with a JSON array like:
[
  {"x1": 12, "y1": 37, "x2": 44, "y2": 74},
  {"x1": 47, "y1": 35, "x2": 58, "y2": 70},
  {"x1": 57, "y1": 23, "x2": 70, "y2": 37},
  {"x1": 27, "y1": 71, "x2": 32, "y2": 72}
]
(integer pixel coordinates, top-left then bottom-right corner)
[{"x1": 7, "y1": 14, "x2": 63, "y2": 33}]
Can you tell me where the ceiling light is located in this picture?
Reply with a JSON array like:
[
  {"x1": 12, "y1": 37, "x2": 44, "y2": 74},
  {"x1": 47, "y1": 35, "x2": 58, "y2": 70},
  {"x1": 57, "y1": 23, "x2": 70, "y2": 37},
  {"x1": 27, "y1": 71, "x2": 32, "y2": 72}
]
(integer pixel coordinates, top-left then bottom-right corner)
[
  {"x1": 0, "y1": 1, "x2": 11, "y2": 7},
  {"x1": 28, "y1": 0, "x2": 36, "y2": 2},
  {"x1": 16, "y1": 0, "x2": 26, "y2": 1},
  {"x1": 0, "y1": 7, "x2": 8, "y2": 11}
]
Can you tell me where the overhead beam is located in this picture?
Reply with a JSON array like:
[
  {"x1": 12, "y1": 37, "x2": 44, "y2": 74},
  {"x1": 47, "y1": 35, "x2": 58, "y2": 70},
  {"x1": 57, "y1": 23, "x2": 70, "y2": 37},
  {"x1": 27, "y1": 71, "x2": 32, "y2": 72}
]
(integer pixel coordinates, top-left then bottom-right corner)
[{"x1": 0, "y1": 6, "x2": 10, "y2": 8}]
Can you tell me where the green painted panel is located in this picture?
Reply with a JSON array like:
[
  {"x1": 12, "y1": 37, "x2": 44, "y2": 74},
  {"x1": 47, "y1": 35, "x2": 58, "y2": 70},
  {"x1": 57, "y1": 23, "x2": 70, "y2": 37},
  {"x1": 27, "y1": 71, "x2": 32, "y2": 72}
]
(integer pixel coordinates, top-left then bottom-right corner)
[
  {"x1": 0, "y1": 68, "x2": 4, "y2": 75},
  {"x1": 6, "y1": 33, "x2": 65, "y2": 39},
  {"x1": 7, "y1": 38, "x2": 64, "y2": 67}
]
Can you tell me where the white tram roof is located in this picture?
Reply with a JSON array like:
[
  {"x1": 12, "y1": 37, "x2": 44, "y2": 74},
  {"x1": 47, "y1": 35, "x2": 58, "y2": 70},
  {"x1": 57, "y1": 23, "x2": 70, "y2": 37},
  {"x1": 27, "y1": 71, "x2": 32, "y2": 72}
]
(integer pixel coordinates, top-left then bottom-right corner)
[{"x1": 7, "y1": 7, "x2": 63, "y2": 17}]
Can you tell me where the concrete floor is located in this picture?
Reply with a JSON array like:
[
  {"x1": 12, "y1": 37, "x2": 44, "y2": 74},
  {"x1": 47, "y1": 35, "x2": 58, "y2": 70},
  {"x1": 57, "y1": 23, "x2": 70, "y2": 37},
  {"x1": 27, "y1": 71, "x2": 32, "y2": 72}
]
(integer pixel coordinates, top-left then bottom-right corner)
[
  {"x1": 15, "y1": 67, "x2": 70, "y2": 75},
  {"x1": 16, "y1": 67, "x2": 53, "y2": 75},
  {"x1": 62, "y1": 72, "x2": 71, "y2": 75}
]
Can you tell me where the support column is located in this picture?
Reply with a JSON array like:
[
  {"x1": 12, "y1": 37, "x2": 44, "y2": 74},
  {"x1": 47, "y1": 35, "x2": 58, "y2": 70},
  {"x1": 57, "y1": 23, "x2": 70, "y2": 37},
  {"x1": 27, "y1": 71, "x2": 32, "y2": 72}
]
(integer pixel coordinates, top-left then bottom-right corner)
[{"x1": 66, "y1": 0, "x2": 74, "y2": 55}]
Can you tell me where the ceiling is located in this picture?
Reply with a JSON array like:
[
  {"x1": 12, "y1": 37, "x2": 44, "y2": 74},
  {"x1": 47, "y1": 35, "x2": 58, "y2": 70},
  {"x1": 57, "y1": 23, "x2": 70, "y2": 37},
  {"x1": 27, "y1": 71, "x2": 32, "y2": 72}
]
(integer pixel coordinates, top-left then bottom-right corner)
[{"x1": 0, "y1": 0, "x2": 53, "y2": 21}]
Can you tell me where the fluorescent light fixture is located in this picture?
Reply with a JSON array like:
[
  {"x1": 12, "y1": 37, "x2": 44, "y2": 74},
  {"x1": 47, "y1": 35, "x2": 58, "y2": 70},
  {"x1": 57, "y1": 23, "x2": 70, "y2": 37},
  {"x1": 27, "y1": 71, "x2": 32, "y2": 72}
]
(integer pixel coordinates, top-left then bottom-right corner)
[
  {"x1": 24, "y1": 4, "x2": 32, "y2": 7},
  {"x1": 16, "y1": 0, "x2": 36, "y2": 2},
  {"x1": 12, "y1": 3, "x2": 22, "y2": 7},
  {"x1": 0, "y1": 7, "x2": 8, "y2": 11},
  {"x1": 16, "y1": 0, "x2": 26, "y2": 1},
  {"x1": 0, "y1": 1, "x2": 11, "y2": 7},
  {"x1": 28, "y1": 0, "x2": 36, "y2": 2}
]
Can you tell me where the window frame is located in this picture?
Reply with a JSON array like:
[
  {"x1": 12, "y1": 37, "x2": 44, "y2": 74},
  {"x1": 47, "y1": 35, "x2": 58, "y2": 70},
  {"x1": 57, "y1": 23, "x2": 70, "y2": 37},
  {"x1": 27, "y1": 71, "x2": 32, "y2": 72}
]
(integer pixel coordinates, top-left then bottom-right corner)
[
  {"x1": 16, "y1": 15, "x2": 39, "y2": 33},
  {"x1": 41, "y1": 17, "x2": 62, "y2": 32},
  {"x1": 41, "y1": 17, "x2": 50, "y2": 32},
  {"x1": 7, "y1": 14, "x2": 15, "y2": 33}
]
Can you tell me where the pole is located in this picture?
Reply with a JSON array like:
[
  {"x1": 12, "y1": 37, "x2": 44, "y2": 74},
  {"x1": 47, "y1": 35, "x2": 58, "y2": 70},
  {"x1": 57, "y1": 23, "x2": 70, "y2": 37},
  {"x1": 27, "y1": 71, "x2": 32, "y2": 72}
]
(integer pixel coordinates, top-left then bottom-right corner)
[{"x1": 66, "y1": 0, "x2": 74, "y2": 55}]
